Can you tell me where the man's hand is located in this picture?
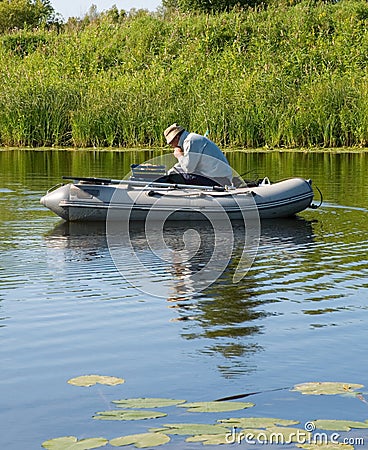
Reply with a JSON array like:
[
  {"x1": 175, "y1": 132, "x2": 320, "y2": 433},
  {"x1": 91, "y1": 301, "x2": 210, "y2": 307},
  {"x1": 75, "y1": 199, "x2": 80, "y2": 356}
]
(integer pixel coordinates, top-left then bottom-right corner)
[{"x1": 173, "y1": 146, "x2": 184, "y2": 160}]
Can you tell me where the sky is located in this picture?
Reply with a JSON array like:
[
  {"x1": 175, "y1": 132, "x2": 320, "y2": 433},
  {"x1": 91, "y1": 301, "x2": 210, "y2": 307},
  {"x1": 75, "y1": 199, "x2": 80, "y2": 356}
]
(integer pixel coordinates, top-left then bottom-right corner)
[{"x1": 50, "y1": 0, "x2": 161, "y2": 20}]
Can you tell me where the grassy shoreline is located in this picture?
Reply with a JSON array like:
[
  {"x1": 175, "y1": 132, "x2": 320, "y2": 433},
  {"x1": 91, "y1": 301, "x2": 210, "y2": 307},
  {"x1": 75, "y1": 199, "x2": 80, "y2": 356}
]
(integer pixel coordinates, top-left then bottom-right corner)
[
  {"x1": 2, "y1": 146, "x2": 368, "y2": 154},
  {"x1": 1, "y1": 0, "x2": 368, "y2": 149}
]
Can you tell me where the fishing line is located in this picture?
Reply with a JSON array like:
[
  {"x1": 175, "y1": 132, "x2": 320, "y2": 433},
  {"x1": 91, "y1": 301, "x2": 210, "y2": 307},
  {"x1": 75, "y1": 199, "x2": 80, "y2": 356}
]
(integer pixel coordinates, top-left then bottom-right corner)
[{"x1": 215, "y1": 386, "x2": 291, "y2": 402}]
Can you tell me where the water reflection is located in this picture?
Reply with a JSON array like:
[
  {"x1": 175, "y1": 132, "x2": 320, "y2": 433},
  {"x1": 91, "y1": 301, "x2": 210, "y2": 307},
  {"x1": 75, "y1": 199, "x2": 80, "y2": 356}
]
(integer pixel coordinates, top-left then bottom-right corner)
[
  {"x1": 45, "y1": 217, "x2": 316, "y2": 376},
  {"x1": 46, "y1": 217, "x2": 315, "y2": 301},
  {"x1": 177, "y1": 217, "x2": 316, "y2": 376},
  {"x1": 46, "y1": 221, "x2": 108, "y2": 253}
]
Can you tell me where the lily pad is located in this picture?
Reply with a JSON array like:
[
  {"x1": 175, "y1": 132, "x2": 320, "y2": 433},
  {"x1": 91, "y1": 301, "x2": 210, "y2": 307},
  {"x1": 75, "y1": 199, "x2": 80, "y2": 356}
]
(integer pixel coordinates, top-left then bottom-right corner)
[
  {"x1": 218, "y1": 417, "x2": 300, "y2": 428},
  {"x1": 42, "y1": 436, "x2": 108, "y2": 450},
  {"x1": 177, "y1": 401, "x2": 254, "y2": 413},
  {"x1": 311, "y1": 419, "x2": 368, "y2": 431},
  {"x1": 67, "y1": 375, "x2": 125, "y2": 387},
  {"x1": 149, "y1": 423, "x2": 230, "y2": 435},
  {"x1": 297, "y1": 444, "x2": 354, "y2": 450},
  {"x1": 110, "y1": 433, "x2": 170, "y2": 448},
  {"x1": 93, "y1": 410, "x2": 167, "y2": 421},
  {"x1": 291, "y1": 382, "x2": 363, "y2": 396},
  {"x1": 262, "y1": 427, "x2": 312, "y2": 443},
  {"x1": 112, "y1": 398, "x2": 186, "y2": 409},
  {"x1": 186, "y1": 433, "x2": 235, "y2": 445}
]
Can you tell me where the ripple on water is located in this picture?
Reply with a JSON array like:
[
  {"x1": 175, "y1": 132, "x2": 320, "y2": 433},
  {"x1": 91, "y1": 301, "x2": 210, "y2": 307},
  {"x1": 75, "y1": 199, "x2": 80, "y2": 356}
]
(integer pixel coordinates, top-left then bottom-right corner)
[{"x1": 2, "y1": 151, "x2": 368, "y2": 450}]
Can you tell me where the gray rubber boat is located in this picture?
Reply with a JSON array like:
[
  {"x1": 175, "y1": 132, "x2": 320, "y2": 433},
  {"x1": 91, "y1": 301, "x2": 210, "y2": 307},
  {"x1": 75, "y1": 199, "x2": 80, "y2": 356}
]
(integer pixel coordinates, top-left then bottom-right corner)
[{"x1": 40, "y1": 175, "x2": 316, "y2": 222}]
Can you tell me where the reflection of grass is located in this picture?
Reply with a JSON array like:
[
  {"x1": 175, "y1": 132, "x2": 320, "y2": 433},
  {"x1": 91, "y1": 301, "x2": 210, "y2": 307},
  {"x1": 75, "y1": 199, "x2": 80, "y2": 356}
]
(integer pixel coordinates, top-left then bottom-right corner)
[
  {"x1": 41, "y1": 379, "x2": 368, "y2": 448},
  {"x1": 1, "y1": 1, "x2": 368, "y2": 148}
]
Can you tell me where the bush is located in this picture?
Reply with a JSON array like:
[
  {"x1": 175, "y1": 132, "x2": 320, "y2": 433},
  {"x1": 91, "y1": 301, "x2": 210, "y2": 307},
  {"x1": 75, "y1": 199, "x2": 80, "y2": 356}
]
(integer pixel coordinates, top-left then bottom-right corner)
[
  {"x1": 0, "y1": 0, "x2": 368, "y2": 148},
  {"x1": 0, "y1": 0, "x2": 55, "y2": 33}
]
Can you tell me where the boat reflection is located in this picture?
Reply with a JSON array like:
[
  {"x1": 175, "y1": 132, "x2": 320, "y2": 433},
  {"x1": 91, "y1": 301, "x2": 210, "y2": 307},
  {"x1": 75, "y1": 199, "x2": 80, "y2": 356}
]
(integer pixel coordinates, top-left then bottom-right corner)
[
  {"x1": 45, "y1": 217, "x2": 316, "y2": 377},
  {"x1": 46, "y1": 217, "x2": 315, "y2": 305}
]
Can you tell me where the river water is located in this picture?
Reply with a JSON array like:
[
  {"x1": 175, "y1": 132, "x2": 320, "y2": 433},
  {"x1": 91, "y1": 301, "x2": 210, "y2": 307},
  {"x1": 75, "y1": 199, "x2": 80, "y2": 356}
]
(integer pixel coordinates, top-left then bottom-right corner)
[{"x1": 1, "y1": 149, "x2": 368, "y2": 449}]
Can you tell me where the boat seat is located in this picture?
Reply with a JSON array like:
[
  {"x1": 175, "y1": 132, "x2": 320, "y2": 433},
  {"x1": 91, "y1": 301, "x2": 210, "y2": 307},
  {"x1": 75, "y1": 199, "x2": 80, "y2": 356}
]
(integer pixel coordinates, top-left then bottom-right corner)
[{"x1": 130, "y1": 164, "x2": 167, "y2": 181}]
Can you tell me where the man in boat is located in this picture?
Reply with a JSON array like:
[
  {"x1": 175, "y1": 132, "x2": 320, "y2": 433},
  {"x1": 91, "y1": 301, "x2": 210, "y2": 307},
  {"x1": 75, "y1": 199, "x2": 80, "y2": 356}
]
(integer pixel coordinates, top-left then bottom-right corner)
[{"x1": 159, "y1": 123, "x2": 233, "y2": 187}]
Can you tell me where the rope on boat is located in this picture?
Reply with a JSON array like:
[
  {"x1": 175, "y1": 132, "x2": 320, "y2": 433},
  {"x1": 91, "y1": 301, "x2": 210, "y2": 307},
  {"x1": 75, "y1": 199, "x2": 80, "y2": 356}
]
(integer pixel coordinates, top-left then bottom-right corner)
[
  {"x1": 46, "y1": 183, "x2": 65, "y2": 194},
  {"x1": 145, "y1": 189, "x2": 255, "y2": 198},
  {"x1": 309, "y1": 184, "x2": 323, "y2": 209}
]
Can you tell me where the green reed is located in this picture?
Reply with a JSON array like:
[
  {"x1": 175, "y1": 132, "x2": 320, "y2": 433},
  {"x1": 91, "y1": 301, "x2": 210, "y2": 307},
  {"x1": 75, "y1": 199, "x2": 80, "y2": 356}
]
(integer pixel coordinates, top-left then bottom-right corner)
[{"x1": 0, "y1": 0, "x2": 367, "y2": 148}]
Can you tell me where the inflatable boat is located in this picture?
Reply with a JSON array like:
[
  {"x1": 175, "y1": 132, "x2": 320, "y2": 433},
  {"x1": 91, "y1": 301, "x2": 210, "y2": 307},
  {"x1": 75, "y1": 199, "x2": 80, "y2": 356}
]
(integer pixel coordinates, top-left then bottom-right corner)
[{"x1": 40, "y1": 172, "x2": 317, "y2": 222}]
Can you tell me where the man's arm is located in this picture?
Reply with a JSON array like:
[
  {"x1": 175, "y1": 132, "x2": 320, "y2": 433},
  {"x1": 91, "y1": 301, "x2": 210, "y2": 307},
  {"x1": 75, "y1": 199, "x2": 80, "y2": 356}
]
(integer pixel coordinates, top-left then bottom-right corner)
[
  {"x1": 178, "y1": 139, "x2": 201, "y2": 173},
  {"x1": 167, "y1": 147, "x2": 184, "y2": 174},
  {"x1": 174, "y1": 147, "x2": 184, "y2": 159}
]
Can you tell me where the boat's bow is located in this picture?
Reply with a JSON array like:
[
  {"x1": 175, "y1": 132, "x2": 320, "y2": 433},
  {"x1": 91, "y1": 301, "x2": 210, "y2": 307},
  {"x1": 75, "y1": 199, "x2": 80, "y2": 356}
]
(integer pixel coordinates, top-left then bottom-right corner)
[{"x1": 40, "y1": 183, "x2": 71, "y2": 221}]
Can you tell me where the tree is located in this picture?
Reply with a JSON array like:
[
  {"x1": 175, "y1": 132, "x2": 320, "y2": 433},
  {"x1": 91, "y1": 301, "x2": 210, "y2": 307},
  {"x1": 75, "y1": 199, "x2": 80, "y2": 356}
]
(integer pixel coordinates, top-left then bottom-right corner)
[
  {"x1": 162, "y1": 0, "x2": 266, "y2": 13},
  {"x1": 162, "y1": 0, "x2": 340, "y2": 14},
  {"x1": 0, "y1": 0, "x2": 56, "y2": 33}
]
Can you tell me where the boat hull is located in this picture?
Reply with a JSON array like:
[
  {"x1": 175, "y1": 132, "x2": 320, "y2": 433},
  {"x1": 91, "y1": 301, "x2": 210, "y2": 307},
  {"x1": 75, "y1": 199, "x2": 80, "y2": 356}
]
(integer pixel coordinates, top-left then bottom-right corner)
[{"x1": 40, "y1": 177, "x2": 314, "y2": 222}]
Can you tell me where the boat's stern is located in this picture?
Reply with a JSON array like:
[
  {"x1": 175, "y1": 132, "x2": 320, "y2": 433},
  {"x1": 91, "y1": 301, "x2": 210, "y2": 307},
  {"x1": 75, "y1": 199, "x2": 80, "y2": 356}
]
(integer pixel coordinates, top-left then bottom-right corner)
[
  {"x1": 251, "y1": 177, "x2": 316, "y2": 218},
  {"x1": 40, "y1": 183, "x2": 71, "y2": 220}
]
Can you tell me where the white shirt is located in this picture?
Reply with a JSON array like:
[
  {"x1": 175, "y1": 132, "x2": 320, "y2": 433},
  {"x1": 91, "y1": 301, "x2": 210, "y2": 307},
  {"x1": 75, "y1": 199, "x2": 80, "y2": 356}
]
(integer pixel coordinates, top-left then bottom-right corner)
[{"x1": 173, "y1": 131, "x2": 232, "y2": 182}]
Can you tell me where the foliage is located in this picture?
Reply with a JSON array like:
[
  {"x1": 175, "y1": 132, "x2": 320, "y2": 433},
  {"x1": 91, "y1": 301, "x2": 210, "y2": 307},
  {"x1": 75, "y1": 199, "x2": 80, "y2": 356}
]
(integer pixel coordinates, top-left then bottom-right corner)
[
  {"x1": 161, "y1": 0, "x2": 340, "y2": 15},
  {"x1": 0, "y1": 0, "x2": 56, "y2": 33},
  {"x1": 0, "y1": 0, "x2": 368, "y2": 148},
  {"x1": 162, "y1": 0, "x2": 265, "y2": 14},
  {"x1": 93, "y1": 410, "x2": 168, "y2": 420},
  {"x1": 177, "y1": 400, "x2": 255, "y2": 412},
  {"x1": 42, "y1": 374, "x2": 368, "y2": 449},
  {"x1": 218, "y1": 417, "x2": 300, "y2": 427},
  {"x1": 109, "y1": 433, "x2": 170, "y2": 448},
  {"x1": 67, "y1": 374, "x2": 125, "y2": 386},
  {"x1": 150, "y1": 423, "x2": 231, "y2": 435},
  {"x1": 291, "y1": 382, "x2": 364, "y2": 395},
  {"x1": 310, "y1": 420, "x2": 368, "y2": 431},
  {"x1": 41, "y1": 436, "x2": 108, "y2": 450},
  {"x1": 112, "y1": 398, "x2": 186, "y2": 408},
  {"x1": 2, "y1": 31, "x2": 48, "y2": 56}
]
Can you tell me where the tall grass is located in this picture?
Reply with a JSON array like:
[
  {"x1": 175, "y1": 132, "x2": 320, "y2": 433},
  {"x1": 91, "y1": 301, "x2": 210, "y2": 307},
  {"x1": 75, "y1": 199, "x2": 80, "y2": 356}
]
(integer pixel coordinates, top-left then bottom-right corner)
[{"x1": 0, "y1": 0, "x2": 368, "y2": 148}]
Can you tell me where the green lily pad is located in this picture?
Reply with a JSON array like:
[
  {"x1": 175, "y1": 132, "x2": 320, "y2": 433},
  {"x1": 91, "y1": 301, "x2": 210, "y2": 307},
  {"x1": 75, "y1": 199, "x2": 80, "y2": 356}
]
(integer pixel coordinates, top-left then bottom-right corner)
[
  {"x1": 291, "y1": 382, "x2": 363, "y2": 396},
  {"x1": 67, "y1": 375, "x2": 125, "y2": 387},
  {"x1": 93, "y1": 410, "x2": 167, "y2": 421},
  {"x1": 186, "y1": 433, "x2": 234, "y2": 445},
  {"x1": 262, "y1": 427, "x2": 312, "y2": 443},
  {"x1": 218, "y1": 417, "x2": 300, "y2": 428},
  {"x1": 112, "y1": 398, "x2": 186, "y2": 409},
  {"x1": 110, "y1": 433, "x2": 170, "y2": 448},
  {"x1": 311, "y1": 419, "x2": 368, "y2": 431},
  {"x1": 297, "y1": 444, "x2": 354, "y2": 450},
  {"x1": 177, "y1": 401, "x2": 254, "y2": 413},
  {"x1": 41, "y1": 436, "x2": 108, "y2": 449},
  {"x1": 149, "y1": 423, "x2": 230, "y2": 435}
]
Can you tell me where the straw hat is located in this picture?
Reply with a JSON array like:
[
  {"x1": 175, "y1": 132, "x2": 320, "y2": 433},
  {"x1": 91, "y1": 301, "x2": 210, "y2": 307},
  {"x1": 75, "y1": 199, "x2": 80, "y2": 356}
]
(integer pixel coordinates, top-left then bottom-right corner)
[{"x1": 164, "y1": 123, "x2": 184, "y2": 144}]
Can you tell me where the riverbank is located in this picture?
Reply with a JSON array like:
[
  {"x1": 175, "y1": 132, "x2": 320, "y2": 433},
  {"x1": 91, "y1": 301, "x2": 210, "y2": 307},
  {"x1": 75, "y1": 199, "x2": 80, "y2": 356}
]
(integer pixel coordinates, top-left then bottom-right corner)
[
  {"x1": 1, "y1": 0, "x2": 367, "y2": 149},
  {"x1": 2, "y1": 146, "x2": 368, "y2": 154}
]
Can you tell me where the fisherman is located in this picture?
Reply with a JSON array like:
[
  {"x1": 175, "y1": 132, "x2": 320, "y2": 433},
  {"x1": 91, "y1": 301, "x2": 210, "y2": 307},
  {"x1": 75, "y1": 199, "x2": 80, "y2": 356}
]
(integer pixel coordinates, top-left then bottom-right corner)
[{"x1": 159, "y1": 123, "x2": 233, "y2": 187}]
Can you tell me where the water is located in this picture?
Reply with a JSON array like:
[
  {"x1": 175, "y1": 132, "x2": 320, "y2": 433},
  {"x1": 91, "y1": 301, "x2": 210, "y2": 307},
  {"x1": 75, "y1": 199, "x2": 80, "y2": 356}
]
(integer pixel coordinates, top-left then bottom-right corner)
[{"x1": 1, "y1": 149, "x2": 368, "y2": 449}]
